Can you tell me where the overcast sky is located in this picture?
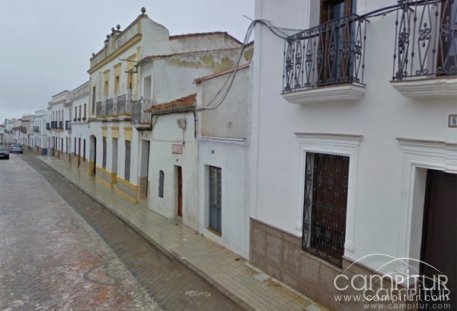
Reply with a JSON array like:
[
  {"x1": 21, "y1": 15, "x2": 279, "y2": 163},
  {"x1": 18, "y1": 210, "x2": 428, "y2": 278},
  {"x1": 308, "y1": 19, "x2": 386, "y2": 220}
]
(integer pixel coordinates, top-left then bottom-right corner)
[{"x1": 0, "y1": 0, "x2": 254, "y2": 121}]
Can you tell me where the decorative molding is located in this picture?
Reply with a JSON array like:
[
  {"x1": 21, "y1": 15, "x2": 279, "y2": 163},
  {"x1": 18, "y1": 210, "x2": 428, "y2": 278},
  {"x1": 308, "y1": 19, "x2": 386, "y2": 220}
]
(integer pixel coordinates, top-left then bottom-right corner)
[
  {"x1": 396, "y1": 137, "x2": 457, "y2": 173},
  {"x1": 396, "y1": 136, "x2": 457, "y2": 274},
  {"x1": 282, "y1": 84, "x2": 366, "y2": 104},
  {"x1": 391, "y1": 77, "x2": 457, "y2": 99}
]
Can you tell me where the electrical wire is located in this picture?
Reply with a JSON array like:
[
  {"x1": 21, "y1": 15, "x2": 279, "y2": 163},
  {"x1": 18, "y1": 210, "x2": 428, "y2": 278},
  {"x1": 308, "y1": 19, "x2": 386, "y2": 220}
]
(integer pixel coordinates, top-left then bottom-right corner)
[{"x1": 199, "y1": 0, "x2": 442, "y2": 111}]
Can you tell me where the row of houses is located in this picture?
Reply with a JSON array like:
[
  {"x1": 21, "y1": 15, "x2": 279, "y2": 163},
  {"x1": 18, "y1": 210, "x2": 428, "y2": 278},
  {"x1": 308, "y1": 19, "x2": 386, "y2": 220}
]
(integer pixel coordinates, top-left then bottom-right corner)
[{"x1": 3, "y1": 1, "x2": 456, "y2": 309}]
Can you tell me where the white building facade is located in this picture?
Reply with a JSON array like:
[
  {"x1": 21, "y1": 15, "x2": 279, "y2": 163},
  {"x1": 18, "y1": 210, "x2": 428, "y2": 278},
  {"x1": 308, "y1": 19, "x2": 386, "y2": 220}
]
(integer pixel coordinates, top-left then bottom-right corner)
[
  {"x1": 32, "y1": 110, "x2": 48, "y2": 154},
  {"x1": 196, "y1": 61, "x2": 252, "y2": 258},
  {"x1": 250, "y1": 0, "x2": 457, "y2": 309},
  {"x1": 69, "y1": 81, "x2": 90, "y2": 171},
  {"x1": 133, "y1": 35, "x2": 245, "y2": 231},
  {"x1": 48, "y1": 90, "x2": 72, "y2": 158}
]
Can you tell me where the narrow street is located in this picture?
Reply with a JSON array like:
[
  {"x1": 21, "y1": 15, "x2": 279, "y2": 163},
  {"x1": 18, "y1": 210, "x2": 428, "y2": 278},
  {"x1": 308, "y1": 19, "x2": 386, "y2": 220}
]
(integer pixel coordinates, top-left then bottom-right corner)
[{"x1": 0, "y1": 154, "x2": 243, "y2": 311}]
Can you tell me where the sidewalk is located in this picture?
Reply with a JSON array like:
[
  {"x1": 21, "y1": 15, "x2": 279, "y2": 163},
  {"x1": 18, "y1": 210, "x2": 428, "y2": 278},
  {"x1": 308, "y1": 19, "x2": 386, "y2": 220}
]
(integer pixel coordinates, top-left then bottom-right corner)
[{"x1": 37, "y1": 156, "x2": 325, "y2": 311}]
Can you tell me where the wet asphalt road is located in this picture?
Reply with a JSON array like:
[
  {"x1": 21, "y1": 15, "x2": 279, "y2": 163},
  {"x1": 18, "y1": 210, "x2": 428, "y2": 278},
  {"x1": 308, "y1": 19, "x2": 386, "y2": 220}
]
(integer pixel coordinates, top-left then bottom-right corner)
[{"x1": 0, "y1": 154, "x2": 243, "y2": 311}]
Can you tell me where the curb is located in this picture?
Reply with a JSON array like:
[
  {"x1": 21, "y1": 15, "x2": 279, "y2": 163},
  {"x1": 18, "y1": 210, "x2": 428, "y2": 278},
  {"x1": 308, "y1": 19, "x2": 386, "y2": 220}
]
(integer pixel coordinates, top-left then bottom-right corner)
[{"x1": 38, "y1": 158, "x2": 255, "y2": 311}]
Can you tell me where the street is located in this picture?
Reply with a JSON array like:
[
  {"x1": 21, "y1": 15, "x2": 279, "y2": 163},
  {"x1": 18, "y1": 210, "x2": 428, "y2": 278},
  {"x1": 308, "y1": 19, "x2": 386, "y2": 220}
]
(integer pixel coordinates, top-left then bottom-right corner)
[{"x1": 0, "y1": 154, "x2": 242, "y2": 311}]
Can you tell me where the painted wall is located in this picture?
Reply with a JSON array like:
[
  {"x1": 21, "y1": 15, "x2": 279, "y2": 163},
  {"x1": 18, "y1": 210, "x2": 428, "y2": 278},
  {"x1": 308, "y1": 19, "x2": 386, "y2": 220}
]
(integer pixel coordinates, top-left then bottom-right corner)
[
  {"x1": 144, "y1": 112, "x2": 199, "y2": 229},
  {"x1": 196, "y1": 65, "x2": 252, "y2": 258},
  {"x1": 169, "y1": 33, "x2": 241, "y2": 54},
  {"x1": 251, "y1": 0, "x2": 457, "y2": 274},
  {"x1": 199, "y1": 66, "x2": 250, "y2": 139}
]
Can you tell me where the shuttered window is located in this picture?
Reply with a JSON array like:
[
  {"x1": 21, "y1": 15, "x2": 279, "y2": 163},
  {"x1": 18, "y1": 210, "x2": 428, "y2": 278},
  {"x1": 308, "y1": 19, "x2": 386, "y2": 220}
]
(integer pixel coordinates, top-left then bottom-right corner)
[{"x1": 303, "y1": 153, "x2": 349, "y2": 267}]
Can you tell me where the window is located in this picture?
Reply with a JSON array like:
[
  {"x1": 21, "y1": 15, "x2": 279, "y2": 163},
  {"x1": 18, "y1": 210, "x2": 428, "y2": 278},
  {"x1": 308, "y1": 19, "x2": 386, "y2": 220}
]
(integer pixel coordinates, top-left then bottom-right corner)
[
  {"x1": 125, "y1": 140, "x2": 131, "y2": 181},
  {"x1": 74, "y1": 137, "x2": 77, "y2": 155},
  {"x1": 83, "y1": 139, "x2": 86, "y2": 160},
  {"x1": 144, "y1": 75, "x2": 152, "y2": 99},
  {"x1": 83, "y1": 104, "x2": 87, "y2": 120},
  {"x1": 303, "y1": 153, "x2": 349, "y2": 267},
  {"x1": 74, "y1": 107, "x2": 77, "y2": 121},
  {"x1": 208, "y1": 166, "x2": 222, "y2": 235},
  {"x1": 158, "y1": 170, "x2": 164, "y2": 198},
  {"x1": 114, "y1": 75, "x2": 120, "y2": 94},
  {"x1": 91, "y1": 86, "x2": 96, "y2": 114},
  {"x1": 114, "y1": 63, "x2": 121, "y2": 94},
  {"x1": 102, "y1": 137, "x2": 107, "y2": 169},
  {"x1": 78, "y1": 106, "x2": 81, "y2": 120}
]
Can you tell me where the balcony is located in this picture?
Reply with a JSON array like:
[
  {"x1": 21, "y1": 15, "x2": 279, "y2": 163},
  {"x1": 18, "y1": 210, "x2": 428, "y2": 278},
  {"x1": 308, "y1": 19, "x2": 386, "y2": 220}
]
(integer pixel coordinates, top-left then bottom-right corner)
[
  {"x1": 95, "y1": 95, "x2": 132, "y2": 118},
  {"x1": 116, "y1": 94, "x2": 132, "y2": 115},
  {"x1": 132, "y1": 99, "x2": 153, "y2": 130},
  {"x1": 50, "y1": 121, "x2": 58, "y2": 129},
  {"x1": 391, "y1": 0, "x2": 457, "y2": 99},
  {"x1": 33, "y1": 126, "x2": 40, "y2": 133},
  {"x1": 65, "y1": 120, "x2": 71, "y2": 131},
  {"x1": 58, "y1": 121, "x2": 63, "y2": 129},
  {"x1": 46, "y1": 123, "x2": 51, "y2": 130},
  {"x1": 96, "y1": 101, "x2": 104, "y2": 117},
  {"x1": 282, "y1": 14, "x2": 367, "y2": 104}
]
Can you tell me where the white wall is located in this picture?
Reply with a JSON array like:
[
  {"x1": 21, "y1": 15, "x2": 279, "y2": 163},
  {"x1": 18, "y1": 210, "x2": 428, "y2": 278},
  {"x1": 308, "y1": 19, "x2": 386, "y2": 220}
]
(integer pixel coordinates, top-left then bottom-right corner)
[
  {"x1": 198, "y1": 140, "x2": 249, "y2": 257},
  {"x1": 251, "y1": 0, "x2": 457, "y2": 272},
  {"x1": 145, "y1": 112, "x2": 199, "y2": 229}
]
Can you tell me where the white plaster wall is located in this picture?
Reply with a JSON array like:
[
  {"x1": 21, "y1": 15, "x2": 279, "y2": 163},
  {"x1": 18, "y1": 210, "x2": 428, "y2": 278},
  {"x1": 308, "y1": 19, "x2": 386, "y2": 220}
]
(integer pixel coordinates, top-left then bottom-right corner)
[
  {"x1": 198, "y1": 140, "x2": 249, "y2": 258},
  {"x1": 145, "y1": 112, "x2": 199, "y2": 230},
  {"x1": 251, "y1": 0, "x2": 457, "y2": 270},
  {"x1": 169, "y1": 34, "x2": 241, "y2": 54},
  {"x1": 140, "y1": 17, "x2": 171, "y2": 57},
  {"x1": 151, "y1": 50, "x2": 242, "y2": 104},
  {"x1": 199, "y1": 67, "x2": 250, "y2": 139}
]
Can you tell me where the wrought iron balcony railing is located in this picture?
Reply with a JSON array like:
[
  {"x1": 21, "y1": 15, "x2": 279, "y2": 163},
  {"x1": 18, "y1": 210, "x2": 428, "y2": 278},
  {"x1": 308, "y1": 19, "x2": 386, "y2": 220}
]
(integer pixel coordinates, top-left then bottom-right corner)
[
  {"x1": 33, "y1": 126, "x2": 40, "y2": 133},
  {"x1": 105, "y1": 98, "x2": 114, "y2": 116},
  {"x1": 65, "y1": 120, "x2": 71, "y2": 130},
  {"x1": 95, "y1": 95, "x2": 132, "y2": 118},
  {"x1": 58, "y1": 121, "x2": 63, "y2": 129},
  {"x1": 283, "y1": 14, "x2": 367, "y2": 93},
  {"x1": 46, "y1": 123, "x2": 51, "y2": 130},
  {"x1": 96, "y1": 101, "x2": 104, "y2": 117},
  {"x1": 131, "y1": 99, "x2": 153, "y2": 126},
  {"x1": 393, "y1": 0, "x2": 457, "y2": 80},
  {"x1": 116, "y1": 94, "x2": 132, "y2": 115}
]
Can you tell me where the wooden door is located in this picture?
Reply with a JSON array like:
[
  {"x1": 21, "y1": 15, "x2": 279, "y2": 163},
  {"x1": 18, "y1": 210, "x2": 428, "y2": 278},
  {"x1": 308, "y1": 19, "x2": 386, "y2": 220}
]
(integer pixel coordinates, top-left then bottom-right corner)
[
  {"x1": 319, "y1": 0, "x2": 355, "y2": 85},
  {"x1": 177, "y1": 166, "x2": 183, "y2": 218},
  {"x1": 420, "y1": 170, "x2": 456, "y2": 310}
]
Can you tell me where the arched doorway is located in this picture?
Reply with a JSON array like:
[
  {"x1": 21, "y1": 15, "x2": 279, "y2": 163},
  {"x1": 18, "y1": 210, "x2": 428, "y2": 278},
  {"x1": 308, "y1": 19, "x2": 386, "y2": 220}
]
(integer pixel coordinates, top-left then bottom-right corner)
[{"x1": 89, "y1": 135, "x2": 96, "y2": 176}]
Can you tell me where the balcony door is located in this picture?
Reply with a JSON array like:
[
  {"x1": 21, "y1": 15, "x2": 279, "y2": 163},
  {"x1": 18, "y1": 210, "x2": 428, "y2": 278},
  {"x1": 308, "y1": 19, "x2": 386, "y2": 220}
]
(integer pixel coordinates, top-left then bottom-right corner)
[{"x1": 319, "y1": 0, "x2": 356, "y2": 85}]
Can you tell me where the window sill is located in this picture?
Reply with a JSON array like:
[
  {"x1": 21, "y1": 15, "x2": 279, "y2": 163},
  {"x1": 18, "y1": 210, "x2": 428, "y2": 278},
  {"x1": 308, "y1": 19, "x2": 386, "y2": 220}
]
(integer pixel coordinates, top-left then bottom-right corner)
[
  {"x1": 391, "y1": 76, "x2": 457, "y2": 99},
  {"x1": 282, "y1": 84, "x2": 366, "y2": 104}
]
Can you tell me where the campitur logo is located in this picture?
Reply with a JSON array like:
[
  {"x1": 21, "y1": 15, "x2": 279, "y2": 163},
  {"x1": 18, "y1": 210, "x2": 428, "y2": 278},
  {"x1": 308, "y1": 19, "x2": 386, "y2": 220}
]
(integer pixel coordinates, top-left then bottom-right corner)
[{"x1": 332, "y1": 254, "x2": 452, "y2": 309}]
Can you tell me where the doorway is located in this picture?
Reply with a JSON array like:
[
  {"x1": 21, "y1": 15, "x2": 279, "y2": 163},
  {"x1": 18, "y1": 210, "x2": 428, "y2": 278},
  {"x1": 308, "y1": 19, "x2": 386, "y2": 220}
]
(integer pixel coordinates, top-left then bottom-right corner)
[
  {"x1": 112, "y1": 138, "x2": 118, "y2": 178},
  {"x1": 78, "y1": 138, "x2": 81, "y2": 167},
  {"x1": 89, "y1": 135, "x2": 96, "y2": 176},
  {"x1": 140, "y1": 140, "x2": 150, "y2": 200},
  {"x1": 319, "y1": 0, "x2": 356, "y2": 85},
  {"x1": 420, "y1": 170, "x2": 456, "y2": 310},
  {"x1": 176, "y1": 166, "x2": 183, "y2": 218}
]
